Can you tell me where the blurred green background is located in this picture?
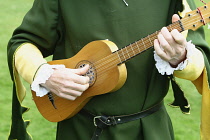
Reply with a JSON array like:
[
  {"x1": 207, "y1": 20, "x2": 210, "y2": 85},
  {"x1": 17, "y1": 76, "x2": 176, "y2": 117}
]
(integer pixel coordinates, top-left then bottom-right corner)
[{"x1": 0, "y1": 0, "x2": 210, "y2": 139}]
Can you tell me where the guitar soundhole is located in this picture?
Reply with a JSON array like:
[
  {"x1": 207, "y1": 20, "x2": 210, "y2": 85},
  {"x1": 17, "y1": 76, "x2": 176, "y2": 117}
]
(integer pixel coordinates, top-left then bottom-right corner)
[{"x1": 75, "y1": 60, "x2": 96, "y2": 86}]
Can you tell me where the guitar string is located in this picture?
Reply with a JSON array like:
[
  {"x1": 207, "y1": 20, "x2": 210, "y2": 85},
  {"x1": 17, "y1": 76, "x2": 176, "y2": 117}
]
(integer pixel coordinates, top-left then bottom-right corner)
[
  {"x1": 94, "y1": 23, "x2": 184, "y2": 72},
  {"x1": 93, "y1": 11, "x2": 206, "y2": 70},
  {"x1": 91, "y1": 12, "x2": 209, "y2": 76},
  {"x1": 50, "y1": 24, "x2": 208, "y2": 103},
  {"x1": 93, "y1": 28, "x2": 169, "y2": 71},
  {"x1": 50, "y1": 10, "x2": 209, "y2": 102},
  {"x1": 67, "y1": 12, "x2": 209, "y2": 89},
  {"x1": 50, "y1": 24, "x2": 185, "y2": 102},
  {"x1": 104, "y1": 10, "x2": 210, "y2": 63},
  {"x1": 88, "y1": 11, "x2": 207, "y2": 74},
  {"x1": 92, "y1": 27, "x2": 162, "y2": 67}
]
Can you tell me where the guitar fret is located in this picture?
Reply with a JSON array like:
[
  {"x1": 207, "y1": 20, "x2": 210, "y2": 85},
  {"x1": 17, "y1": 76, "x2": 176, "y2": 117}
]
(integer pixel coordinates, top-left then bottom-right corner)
[
  {"x1": 148, "y1": 36, "x2": 152, "y2": 46},
  {"x1": 178, "y1": 20, "x2": 185, "y2": 32},
  {"x1": 155, "y1": 31, "x2": 159, "y2": 37},
  {"x1": 125, "y1": 46, "x2": 131, "y2": 58},
  {"x1": 152, "y1": 32, "x2": 158, "y2": 41},
  {"x1": 38, "y1": 3, "x2": 210, "y2": 122},
  {"x1": 116, "y1": 49, "x2": 124, "y2": 63},
  {"x1": 115, "y1": 3, "x2": 210, "y2": 64},
  {"x1": 121, "y1": 49, "x2": 127, "y2": 62},
  {"x1": 142, "y1": 38, "x2": 146, "y2": 50},
  {"x1": 116, "y1": 51, "x2": 122, "y2": 63},
  {"x1": 135, "y1": 41, "x2": 141, "y2": 53},
  {"x1": 130, "y1": 44, "x2": 135, "y2": 57},
  {"x1": 168, "y1": 24, "x2": 173, "y2": 31}
]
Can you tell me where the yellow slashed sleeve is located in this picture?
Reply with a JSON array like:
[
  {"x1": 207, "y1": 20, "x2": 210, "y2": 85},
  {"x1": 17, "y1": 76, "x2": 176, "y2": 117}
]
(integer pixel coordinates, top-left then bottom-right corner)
[
  {"x1": 177, "y1": 1, "x2": 210, "y2": 138},
  {"x1": 14, "y1": 43, "x2": 47, "y2": 102},
  {"x1": 174, "y1": 0, "x2": 205, "y2": 81},
  {"x1": 173, "y1": 45, "x2": 210, "y2": 139},
  {"x1": 174, "y1": 48, "x2": 204, "y2": 81},
  {"x1": 15, "y1": 43, "x2": 47, "y2": 84},
  {"x1": 192, "y1": 68, "x2": 210, "y2": 140}
]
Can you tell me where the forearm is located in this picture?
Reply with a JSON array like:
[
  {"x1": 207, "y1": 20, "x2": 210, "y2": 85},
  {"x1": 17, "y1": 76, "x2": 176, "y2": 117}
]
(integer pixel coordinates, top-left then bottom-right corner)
[{"x1": 15, "y1": 43, "x2": 66, "y2": 97}]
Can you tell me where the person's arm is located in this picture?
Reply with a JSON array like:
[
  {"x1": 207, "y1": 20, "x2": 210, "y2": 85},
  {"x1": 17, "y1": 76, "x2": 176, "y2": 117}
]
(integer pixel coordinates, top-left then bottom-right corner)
[
  {"x1": 7, "y1": 0, "x2": 62, "y2": 139},
  {"x1": 15, "y1": 43, "x2": 47, "y2": 84},
  {"x1": 154, "y1": 0, "x2": 210, "y2": 137},
  {"x1": 14, "y1": 43, "x2": 90, "y2": 100}
]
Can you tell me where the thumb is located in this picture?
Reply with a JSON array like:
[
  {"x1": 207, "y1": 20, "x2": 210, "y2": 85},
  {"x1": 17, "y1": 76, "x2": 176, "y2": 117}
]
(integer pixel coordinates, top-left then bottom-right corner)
[
  {"x1": 71, "y1": 64, "x2": 90, "y2": 75},
  {"x1": 172, "y1": 14, "x2": 180, "y2": 23}
]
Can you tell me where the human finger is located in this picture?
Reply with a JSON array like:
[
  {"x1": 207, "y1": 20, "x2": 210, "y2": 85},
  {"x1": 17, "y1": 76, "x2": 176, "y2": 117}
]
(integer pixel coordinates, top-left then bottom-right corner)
[
  {"x1": 172, "y1": 14, "x2": 180, "y2": 23},
  {"x1": 68, "y1": 73, "x2": 90, "y2": 85},
  {"x1": 157, "y1": 32, "x2": 175, "y2": 56},
  {"x1": 62, "y1": 82, "x2": 89, "y2": 93},
  {"x1": 160, "y1": 27, "x2": 175, "y2": 45},
  {"x1": 69, "y1": 65, "x2": 90, "y2": 85},
  {"x1": 154, "y1": 39, "x2": 170, "y2": 61},
  {"x1": 71, "y1": 64, "x2": 90, "y2": 75},
  {"x1": 50, "y1": 82, "x2": 89, "y2": 100},
  {"x1": 171, "y1": 29, "x2": 186, "y2": 46}
]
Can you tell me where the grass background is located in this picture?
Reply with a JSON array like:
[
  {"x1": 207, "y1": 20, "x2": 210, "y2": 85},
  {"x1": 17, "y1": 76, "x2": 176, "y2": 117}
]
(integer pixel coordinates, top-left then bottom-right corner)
[{"x1": 0, "y1": 0, "x2": 210, "y2": 139}]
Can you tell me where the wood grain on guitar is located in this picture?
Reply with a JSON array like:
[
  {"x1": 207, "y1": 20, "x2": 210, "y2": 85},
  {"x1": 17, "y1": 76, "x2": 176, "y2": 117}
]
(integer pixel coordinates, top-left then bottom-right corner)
[{"x1": 32, "y1": 3, "x2": 210, "y2": 122}]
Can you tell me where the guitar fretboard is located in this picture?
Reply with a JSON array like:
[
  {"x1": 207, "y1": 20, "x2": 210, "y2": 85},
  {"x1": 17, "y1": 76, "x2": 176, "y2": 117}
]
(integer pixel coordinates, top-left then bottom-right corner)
[
  {"x1": 112, "y1": 4, "x2": 210, "y2": 65},
  {"x1": 114, "y1": 20, "x2": 184, "y2": 65},
  {"x1": 93, "y1": 4, "x2": 210, "y2": 73}
]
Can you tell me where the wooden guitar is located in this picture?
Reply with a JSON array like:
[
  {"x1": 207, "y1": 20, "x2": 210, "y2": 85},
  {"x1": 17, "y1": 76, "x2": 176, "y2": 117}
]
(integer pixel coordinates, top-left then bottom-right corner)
[{"x1": 32, "y1": 3, "x2": 210, "y2": 122}]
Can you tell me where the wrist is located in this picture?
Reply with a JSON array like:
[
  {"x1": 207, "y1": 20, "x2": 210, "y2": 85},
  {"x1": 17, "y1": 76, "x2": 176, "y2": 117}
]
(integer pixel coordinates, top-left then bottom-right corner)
[
  {"x1": 31, "y1": 64, "x2": 65, "y2": 97},
  {"x1": 169, "y1": 50, "x2": 187, "y2": 68},
  {"x1": 154, "y1": 41, "x2": 193, "y2": 75}
]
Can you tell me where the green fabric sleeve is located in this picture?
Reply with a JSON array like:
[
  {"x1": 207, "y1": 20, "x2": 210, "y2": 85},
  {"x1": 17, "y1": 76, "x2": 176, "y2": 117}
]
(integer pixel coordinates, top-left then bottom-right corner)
[
  {"x1": 7, "y1": 0, "x2": 59, "y2": 139},
  {"x1": 8, "y1": 0, "x2": 59, "y2": 60}
]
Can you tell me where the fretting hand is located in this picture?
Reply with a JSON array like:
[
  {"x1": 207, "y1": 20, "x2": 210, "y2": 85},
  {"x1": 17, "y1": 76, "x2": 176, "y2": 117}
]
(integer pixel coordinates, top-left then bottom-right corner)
[{"x1": 154, "y1": 14, "x2": 187, "y2": 67}]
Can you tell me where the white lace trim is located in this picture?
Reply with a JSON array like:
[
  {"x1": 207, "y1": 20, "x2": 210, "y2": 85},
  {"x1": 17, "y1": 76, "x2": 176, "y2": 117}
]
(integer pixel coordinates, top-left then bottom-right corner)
[
  {"x1": 31, "y1": 64, "x2": 65, "y2": 97},
  {"x1": 154, "y1": 41, "x2": 195, "y2": 75}
]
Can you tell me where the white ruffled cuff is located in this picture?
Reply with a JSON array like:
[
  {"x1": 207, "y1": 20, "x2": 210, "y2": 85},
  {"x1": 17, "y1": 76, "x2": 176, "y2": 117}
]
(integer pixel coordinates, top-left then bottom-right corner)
[
  {"x1": 31, "y1": 64, "x2": 65, "y2": 97},
  {"x1": 154, "y1": 41, "x2": 195, "y2": 75}
]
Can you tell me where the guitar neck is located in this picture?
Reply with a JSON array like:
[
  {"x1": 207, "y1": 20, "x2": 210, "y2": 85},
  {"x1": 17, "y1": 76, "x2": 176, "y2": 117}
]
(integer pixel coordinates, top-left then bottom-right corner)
[
  {"x1": 113, "y1": 3, "x2": 210, "y2": 65},
  {"x1": 114, "y1": 20, "x2": 184, "y2": 65}
]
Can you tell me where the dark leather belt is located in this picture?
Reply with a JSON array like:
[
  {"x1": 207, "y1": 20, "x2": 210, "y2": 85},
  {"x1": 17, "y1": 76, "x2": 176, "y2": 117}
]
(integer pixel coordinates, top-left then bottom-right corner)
[{"x1": 79, "y1": 101, "x2": 163, "y2": 140}]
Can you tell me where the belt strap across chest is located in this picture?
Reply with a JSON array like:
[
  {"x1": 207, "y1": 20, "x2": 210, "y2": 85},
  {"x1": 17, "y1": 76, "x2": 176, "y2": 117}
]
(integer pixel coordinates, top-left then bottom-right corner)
[{"x1": 79, "y1": 101, "x2": 163, "y2": 140}]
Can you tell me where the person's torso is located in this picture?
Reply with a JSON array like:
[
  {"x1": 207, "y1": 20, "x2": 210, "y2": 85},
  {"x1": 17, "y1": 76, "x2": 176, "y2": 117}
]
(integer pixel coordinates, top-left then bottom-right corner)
[{"x1": 53, "y1": 0, "x2": 178, "y2": 115}]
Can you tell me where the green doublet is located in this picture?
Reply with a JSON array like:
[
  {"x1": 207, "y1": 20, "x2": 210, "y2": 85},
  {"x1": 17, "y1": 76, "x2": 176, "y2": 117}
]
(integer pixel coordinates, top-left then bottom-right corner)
[{"x1": 7, "y1": 0, "x2": 208, "y2": 140}]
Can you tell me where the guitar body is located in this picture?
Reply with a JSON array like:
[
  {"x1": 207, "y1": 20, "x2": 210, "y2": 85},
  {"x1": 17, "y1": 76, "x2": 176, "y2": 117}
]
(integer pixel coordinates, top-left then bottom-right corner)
[
  {"x1": 32, "y1": 40, "x2": 127, "y2": 122},
  {"x1": 32, "y1": 3, "x2": 210, "y2": 122}
]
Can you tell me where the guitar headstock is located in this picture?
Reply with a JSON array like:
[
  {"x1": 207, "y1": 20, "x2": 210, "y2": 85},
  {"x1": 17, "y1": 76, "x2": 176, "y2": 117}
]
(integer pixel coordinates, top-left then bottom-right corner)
[{"x1": 183, "y1": 2, "x2": 210, "y2": 31}]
